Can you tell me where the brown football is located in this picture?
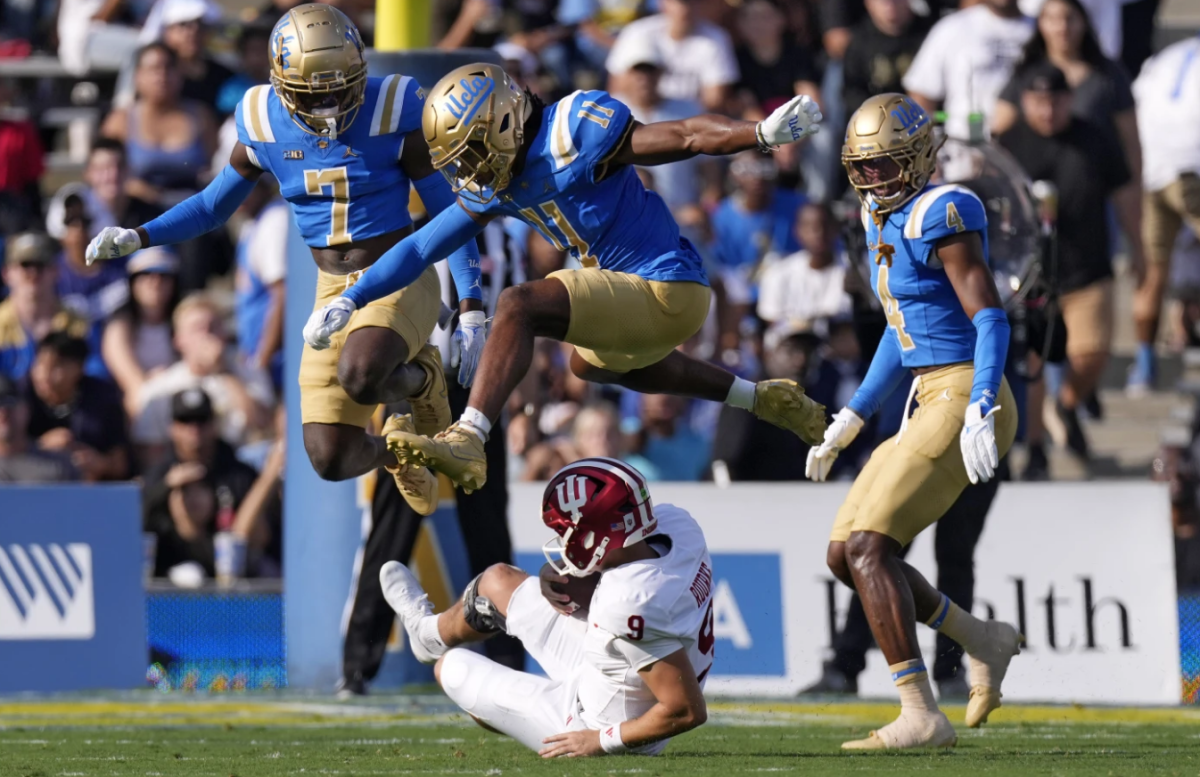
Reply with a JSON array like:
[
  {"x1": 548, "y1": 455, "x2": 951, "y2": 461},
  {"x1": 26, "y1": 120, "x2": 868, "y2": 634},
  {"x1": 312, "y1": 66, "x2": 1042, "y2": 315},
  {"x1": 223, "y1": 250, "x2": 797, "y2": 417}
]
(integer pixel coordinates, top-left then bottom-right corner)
[{"x1": 540, "y1": 563, "x2": 601, "y2": 619}]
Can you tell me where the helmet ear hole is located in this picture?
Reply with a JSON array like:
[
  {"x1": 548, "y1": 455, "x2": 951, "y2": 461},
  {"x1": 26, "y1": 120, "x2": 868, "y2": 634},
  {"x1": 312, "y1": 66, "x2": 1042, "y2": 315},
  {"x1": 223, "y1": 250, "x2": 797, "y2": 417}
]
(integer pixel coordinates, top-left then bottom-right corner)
[
  {"x1": 499, "y1": 113, "x2": 510, "y2": 133},
  {"x1": 583, "y1": 531, "x2": 595, "y2": 550}
]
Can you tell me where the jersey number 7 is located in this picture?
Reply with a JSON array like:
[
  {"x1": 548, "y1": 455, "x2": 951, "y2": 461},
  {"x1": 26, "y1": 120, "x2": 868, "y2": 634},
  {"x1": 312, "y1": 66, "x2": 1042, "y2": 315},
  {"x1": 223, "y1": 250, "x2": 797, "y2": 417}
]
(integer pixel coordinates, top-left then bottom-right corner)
[{"x1": 304, "y1": 167, "x2": 353, "y2": 246}]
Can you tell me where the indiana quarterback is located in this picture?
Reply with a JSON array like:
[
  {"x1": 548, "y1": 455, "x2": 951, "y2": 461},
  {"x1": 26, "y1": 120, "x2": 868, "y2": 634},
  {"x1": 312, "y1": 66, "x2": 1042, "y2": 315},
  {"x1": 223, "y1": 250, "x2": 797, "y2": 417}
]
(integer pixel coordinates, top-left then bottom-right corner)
[
  {"x1": 806, "y1": 94, "x2": 1022, "y2": 749},
  {"x1": 303, "y1": 63, "x2": 829, "y2": 493},
  {"x1": 380, "y1": 458, "x2": 712, "y2": 757},
  {"x1": 86, "y1": 4, "x2": 482, "y2": 515}
]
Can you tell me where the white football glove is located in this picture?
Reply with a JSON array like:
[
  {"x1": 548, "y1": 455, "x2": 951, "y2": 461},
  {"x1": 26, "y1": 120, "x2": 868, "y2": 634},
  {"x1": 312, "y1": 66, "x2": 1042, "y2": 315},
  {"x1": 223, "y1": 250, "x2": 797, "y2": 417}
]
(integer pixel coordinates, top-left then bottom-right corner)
[
  {"x1": 805, "y1": 407, "x2": 865, "y2": 482},
  {"x1": 86, "y1": 227, "x2": 141, "y2": 266},
  {"x1": 450, "y1": 309, "x2": 489, "y2": 388},
  {"x1": 302, "y1": 296, "x2": 356, "y2": 351},
  {"x1": 960, "y1": 401, "x2": 1001, "y2": 485},
  {"x1": 756, "y1": 94, "x2": 823, "y2": 149}
]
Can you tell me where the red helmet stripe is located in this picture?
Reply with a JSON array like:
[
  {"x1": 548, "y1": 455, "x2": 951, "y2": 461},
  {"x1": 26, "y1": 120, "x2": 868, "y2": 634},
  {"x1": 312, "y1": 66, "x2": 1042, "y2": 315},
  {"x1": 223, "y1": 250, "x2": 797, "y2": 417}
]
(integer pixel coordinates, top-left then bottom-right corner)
[{"x1": 564, "y1": 457, "x2": 650, "y2": 504}]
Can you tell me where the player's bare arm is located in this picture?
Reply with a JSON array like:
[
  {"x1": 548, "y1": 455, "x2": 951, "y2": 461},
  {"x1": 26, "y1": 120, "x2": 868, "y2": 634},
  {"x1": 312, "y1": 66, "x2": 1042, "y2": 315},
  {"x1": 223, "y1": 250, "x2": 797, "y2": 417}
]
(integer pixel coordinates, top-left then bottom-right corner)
[
  {"x1": 609, "y1": 94, "x2": 822, "y2": 168},
  {"x1": 936, "y1": 232, "x2": 1005, "y2": 319}
]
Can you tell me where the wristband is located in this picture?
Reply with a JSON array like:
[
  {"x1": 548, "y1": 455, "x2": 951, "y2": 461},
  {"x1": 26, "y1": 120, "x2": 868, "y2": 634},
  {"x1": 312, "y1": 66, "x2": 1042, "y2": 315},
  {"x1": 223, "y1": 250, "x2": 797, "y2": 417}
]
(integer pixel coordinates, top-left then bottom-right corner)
[
  {"x1": 599, "y1": 724, "x2": 628, "y2": 754},
  {"x1": 754, "y1": 123, "x2": 774, "y2": 154}
]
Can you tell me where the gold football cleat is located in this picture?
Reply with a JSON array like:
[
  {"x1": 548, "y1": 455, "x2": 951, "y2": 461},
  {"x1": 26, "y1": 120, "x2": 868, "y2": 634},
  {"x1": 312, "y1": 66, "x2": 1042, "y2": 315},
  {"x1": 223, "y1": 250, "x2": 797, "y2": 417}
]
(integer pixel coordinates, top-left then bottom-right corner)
[
  {"x1": 388, "y1": 422, "x2": 487, "y2": 494},
  {"x1": 753, "y1": 379, "x2": 827, "y2": 445},
  {"x1": 965, "y1": 622, "x2": 1023, "y2": 728},
  {"x1": 381, "y1": 414, "x2": 438, "y2": 516},
  {"x1": 841, "y1": 710, "x2": 957, "y2": 750},
  {"x1": 408, "y1": 344, "x2": 452, "y2": 438}
]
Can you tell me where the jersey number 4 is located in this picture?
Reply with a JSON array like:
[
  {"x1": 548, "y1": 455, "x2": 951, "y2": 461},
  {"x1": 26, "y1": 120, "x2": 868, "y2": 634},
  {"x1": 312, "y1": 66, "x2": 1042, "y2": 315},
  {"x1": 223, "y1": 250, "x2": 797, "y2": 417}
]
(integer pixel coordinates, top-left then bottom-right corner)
[
  {"x1": 304, "y1": 167, "x2": 352, "y2": 246},
  {"x1": 877, "y1": 264, "x2": 916, "y2": 351}
]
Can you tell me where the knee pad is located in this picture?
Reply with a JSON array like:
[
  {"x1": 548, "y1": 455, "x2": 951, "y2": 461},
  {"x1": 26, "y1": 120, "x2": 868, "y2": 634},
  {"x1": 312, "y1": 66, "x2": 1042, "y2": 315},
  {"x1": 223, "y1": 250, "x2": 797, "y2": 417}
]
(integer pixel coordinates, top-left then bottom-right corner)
[{"x1": 462, "y1": 572, "x2": 507, "y2": 635}]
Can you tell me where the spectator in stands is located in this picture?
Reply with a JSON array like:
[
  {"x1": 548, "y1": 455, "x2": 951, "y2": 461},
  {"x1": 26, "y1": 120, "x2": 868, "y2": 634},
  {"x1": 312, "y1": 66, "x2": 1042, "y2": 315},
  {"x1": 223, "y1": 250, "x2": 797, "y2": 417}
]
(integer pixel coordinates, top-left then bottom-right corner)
[
  {"x1": 558, "y1": 0, "x2": 646, "y2": 73},
  {"x1": 215, "y1": 24, "x2": 273, "y2": 119},
  {"x1": 994, "y1": 0, "x2": 1141, "y2": 186},
  {"x1": 842, "y1": 0, "x2": 931, "y2": 116},
  {"x1": 141, "y1": 387, "x2": 262, "y2": 578},
  {"x1": 0, "y1": 374, "x2": 78, "y2": 482},
  {"x1": 710, "y1": 151, "x2": 804, "y2": 353},
  {"x1": 0, "y1": 78, "x2": 44, "y2": 235},
  {"x1": 606, "y1": 0, "x2": 739, "y2": 112},
  {"x1": 757, "y1": 202, "x2": 853, "y2": 326},
  {"x1": 0, "y1": 233, "x2": 91, "y2": 381},
  {"x1": 235, "y1": 178, "x2": 288, "y2": 392},
  {"x1": 434, "y1": 0, "x2": 506, "y2": 51},
  {"x1": 1129, "y1": 34, "x2": 1200, "y2": 393},
  {"x1": 999, "y1": 63, "x2": 1134, "y2": 461},
  {"x1": 80, "y1": 139, "x2": 163, "y2": 232},
  {"x1": 610, "y1": 49, "x2": 710, "y2": 216},
  {"x1": 132, "y1": 292, "x2": 274, "y2": 462},
  {"x1": 733, "y1": 0, "x2": 822, "y2": 118},
  {"x1": 49, "y1": 188, "x2": 130, "y2": 347},
  {"x1": 25, "y1": 332, "x2": 130, "y2": 481},
  {"x1": 904, "y1": 0, "x2": 1034, "y2": 139},
  {"x1": 102, "y1": 248, "x2": 181, "y2": 418},
  {"x1": 101, "y1": 43, "x2": 216, "y2": 211},
  {"x1": 155, "y1": 0, "x2": 234, "y2": 116},
  {"x1": 626, "y1": 394, "x2": 708, "y2": 481},
  {"x1": 1019, "y1": 0, "x2": 1132, "y2": 62}
]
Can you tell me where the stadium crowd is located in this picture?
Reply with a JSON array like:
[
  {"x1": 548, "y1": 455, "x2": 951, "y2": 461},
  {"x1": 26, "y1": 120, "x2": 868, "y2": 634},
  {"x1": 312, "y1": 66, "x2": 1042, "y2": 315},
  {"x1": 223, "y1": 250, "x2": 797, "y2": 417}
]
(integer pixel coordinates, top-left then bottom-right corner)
[{"x1": 1, "y1": 0, "x2": 1197, "y2": 584}]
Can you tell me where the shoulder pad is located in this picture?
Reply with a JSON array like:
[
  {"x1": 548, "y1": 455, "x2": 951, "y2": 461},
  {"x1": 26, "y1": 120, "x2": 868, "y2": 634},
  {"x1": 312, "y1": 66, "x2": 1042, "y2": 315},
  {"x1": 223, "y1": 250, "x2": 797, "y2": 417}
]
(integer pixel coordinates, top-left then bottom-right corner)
[
  {"x1": 368, "y1": 74, "x2": 421, "y2": 137},
  {"x1": 238, "y1": 85, "x2": 277, "y2": 144},
  {"x1": 904, "y1": 184, "x2": 986, "y2": 242},
  {"x1": 548, "y1": 89, "x2": 633, "y2": 176}
]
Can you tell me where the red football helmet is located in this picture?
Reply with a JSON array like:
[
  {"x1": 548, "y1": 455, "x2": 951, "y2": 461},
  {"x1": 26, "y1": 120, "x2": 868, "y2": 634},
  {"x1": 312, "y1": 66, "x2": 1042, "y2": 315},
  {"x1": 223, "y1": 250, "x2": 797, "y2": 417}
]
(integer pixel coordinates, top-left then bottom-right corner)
[{"x1": 542, "y1": 457, "x2": 656, "y2": 577}]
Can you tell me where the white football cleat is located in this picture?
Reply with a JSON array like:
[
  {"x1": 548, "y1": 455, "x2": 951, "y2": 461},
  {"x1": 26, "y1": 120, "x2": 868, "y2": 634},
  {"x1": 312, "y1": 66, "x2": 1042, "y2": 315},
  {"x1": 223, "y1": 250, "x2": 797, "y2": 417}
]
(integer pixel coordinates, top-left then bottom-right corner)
[
  {"x1": 965, "y1": 621, "x2": 1022, "y2": 728},
  {"x1": 842, "y1": 709, "x2": 957, "y2": 750},
  {"x1": 380, "y1": 561, "x2": 446, "y2": 664}
]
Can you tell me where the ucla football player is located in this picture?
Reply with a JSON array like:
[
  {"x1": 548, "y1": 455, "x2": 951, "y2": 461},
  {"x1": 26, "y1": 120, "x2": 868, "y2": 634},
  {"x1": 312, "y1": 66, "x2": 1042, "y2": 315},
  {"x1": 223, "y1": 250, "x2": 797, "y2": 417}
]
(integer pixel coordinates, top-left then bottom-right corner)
[
  {"x1": 805, "y1": 94, "x2": 1022, "y2": 749},
  {"x1": 303, "y1": 63, "x2": 828, "y2": 493},
  {"x1": 86, "y1": 5, "x2": 484, "y2": 515}
]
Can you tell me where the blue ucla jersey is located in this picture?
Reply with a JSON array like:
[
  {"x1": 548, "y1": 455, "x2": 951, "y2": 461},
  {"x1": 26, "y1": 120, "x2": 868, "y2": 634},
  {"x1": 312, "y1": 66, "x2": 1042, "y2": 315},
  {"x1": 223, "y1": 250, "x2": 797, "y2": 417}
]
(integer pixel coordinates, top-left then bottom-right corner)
[
  {"x1": 461, "y1": 90, "x2": 708, "y2": 286},
  {"x1": 865, "y1": 184, "x2": 990, "y2": 368},
  {"x1": 235, "y1": 75, "x2": 424, "y2": 248}
]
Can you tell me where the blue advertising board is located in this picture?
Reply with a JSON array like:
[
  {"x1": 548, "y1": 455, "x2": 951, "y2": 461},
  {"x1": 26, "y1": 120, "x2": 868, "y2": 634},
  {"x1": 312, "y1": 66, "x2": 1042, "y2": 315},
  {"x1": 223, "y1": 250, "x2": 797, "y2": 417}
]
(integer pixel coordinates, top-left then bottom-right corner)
[{"x1": 0, "y1": 484, "x2": 146, "y2": 692}]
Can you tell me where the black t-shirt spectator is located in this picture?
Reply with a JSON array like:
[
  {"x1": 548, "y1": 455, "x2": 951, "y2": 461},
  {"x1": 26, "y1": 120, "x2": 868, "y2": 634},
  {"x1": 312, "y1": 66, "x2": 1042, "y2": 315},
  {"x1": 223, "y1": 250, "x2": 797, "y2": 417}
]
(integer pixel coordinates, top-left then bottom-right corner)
[
  {"x1": 25, "y1": 375, "x2": 129, "y2": 456},
  {"x1": 142, "y1": 441, "x2": 258, "y2": 577},
  {"x1": 1001, "y1": 59, "x2": 1134, "y2": 134},
  {"x1": 842, "y1": 14, "x2": 932, "y2": 115},
  {"x1": 998, "y1": 118, "x2": 1130, "y2": 293},
  {"x1": 182, "y1": 58, "x2": 236, "y2": 115},
  {"x1": 736, "y1": 43, "x2": 821, "y2": 111}
]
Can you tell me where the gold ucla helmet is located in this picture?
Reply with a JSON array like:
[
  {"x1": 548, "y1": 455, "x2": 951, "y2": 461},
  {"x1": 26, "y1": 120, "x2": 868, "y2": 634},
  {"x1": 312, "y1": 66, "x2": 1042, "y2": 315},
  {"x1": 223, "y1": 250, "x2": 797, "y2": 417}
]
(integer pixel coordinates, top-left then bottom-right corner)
[
  {"x1": 842, "y1": 93, "x2": 938, "y2": 213},
  {"x1": 269, "y1": 4, "x2": 367, "y2": 135},
  {"x1": 424, "y1": 63, "x2": 530, "y2": 203}
]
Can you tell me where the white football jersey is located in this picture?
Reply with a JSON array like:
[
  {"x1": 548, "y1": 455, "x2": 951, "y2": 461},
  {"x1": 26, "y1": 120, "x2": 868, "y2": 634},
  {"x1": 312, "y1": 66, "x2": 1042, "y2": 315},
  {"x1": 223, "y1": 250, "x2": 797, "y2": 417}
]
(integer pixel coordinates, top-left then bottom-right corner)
[{"x1": 577, "y1": 503, "x2": 715, "y2": 729}]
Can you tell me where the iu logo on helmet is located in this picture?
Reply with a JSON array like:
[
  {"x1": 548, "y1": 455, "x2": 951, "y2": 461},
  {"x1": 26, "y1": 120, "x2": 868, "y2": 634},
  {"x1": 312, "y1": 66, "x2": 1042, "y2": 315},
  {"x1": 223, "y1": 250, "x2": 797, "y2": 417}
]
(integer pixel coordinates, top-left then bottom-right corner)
[
  {"x1": 556, "y1": 474, "x2": 588, "y2": 521},
  {"x1": 0, "y1": 543, "x2": 95, "y2": 640}
]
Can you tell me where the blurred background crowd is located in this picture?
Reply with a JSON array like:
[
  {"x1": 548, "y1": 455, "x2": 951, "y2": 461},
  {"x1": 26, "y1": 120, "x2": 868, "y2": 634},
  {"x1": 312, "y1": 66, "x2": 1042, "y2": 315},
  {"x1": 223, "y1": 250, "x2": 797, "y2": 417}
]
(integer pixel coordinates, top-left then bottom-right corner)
[{"x1": 1, "y1": 0, "x2": 1199, "y2": 586}]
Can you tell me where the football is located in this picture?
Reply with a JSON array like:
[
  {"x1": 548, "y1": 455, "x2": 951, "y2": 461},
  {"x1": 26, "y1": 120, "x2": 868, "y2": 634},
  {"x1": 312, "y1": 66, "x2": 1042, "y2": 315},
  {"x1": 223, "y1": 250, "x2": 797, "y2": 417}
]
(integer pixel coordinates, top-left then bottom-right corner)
[{"x1": 539, "y1": 563, "x2": 601, "y2": 619}]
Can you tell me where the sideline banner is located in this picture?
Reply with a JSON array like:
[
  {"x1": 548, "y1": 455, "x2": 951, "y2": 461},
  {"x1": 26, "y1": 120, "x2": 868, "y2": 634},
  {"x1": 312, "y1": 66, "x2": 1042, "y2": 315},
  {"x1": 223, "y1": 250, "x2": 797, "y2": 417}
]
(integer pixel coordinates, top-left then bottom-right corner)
[
  {"x1": 507, "y1": 482, "x2": 1179, "y2": 705},
  {"x1": 0, "y1": 484, "x2": 145, "y2": 692}
]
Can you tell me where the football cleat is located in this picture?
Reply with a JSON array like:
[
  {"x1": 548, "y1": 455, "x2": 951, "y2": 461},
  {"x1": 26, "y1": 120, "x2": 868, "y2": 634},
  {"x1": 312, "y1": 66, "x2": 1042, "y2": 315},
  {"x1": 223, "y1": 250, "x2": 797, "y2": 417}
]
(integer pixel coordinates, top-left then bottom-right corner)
[
  {"x1": 388, "y1": 422, "x2": 487, "y2": 494},
  {"x1": 408, "y1": 344, "x2": 452, "y2": 438},
  {"x1": 379, "y1": 561, "x2": 446, "y2": 664},
  {"x1": 965, "y1": 621, "x2": 1022, "y2": 728},
  {"x1": 841, "y1": 709, "x2": 957, "y2": 750},
  {"x1": 381, "y1": 414, "x2": 438, "y2": 516},
  {"x1": 753, "y1": 379, "x2": 827, "y2": 445}
]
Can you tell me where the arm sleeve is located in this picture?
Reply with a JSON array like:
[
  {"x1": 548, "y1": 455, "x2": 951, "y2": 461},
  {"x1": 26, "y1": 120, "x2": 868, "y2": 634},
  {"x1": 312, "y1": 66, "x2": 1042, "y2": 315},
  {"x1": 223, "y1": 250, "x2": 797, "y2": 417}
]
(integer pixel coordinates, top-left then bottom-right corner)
[
  {"x1": 142, "y1": 164, "x2": 257, "y2": 247},
  {"x1": 412, "y1": 172, "x2": 482, "y2": 301},
  {"x1": 341, "y1": 202, "x2": 486, "y2": 308},
  {"x1": 971, "y1": 307, "x2": 1010, "y2": 411},
  {"x1": 847, "y1": 328, "x2": 908, "y2": 420}
]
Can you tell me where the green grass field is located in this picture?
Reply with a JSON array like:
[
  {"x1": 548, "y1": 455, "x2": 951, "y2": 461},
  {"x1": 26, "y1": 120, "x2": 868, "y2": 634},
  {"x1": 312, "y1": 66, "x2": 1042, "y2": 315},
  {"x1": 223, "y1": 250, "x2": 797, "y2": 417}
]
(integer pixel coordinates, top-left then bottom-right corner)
[{"x1": 2, "y1": 697, "x2": 1199, "y2": 777}]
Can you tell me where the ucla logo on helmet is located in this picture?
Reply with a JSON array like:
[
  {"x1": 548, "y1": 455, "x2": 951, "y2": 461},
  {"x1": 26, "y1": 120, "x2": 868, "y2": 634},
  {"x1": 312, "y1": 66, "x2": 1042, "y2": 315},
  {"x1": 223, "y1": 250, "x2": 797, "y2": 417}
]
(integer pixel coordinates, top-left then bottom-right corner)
[
  {"x1": 444, "y1": 75, "x2": 495, "y2": 122},
  {"x1": 271, "y1": 20, "x2": 295, "y2": 70},
  {"x1": 890, "y1": 98, "x2": 929, "y2": 136}
]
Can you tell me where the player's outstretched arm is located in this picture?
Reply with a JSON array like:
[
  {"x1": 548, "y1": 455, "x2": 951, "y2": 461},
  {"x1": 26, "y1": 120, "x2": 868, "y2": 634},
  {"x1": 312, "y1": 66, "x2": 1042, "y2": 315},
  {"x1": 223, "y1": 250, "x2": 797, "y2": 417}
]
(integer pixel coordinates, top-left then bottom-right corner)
[
  {"x1": 939, "y1": 232, "x2": 1011, "y2": 484},
  {"x1": 303, "y1": 202, "x2": 492, "y2": 350},
  {"x1": 86, "y1": 143, "x2": 262, "y2": 265},
  {"x1": 539, "y1": 648, "x2": 706, "y2": 758},
  {"x1": 610, "y1": 94, "x2": 822, "y2": 168}
]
